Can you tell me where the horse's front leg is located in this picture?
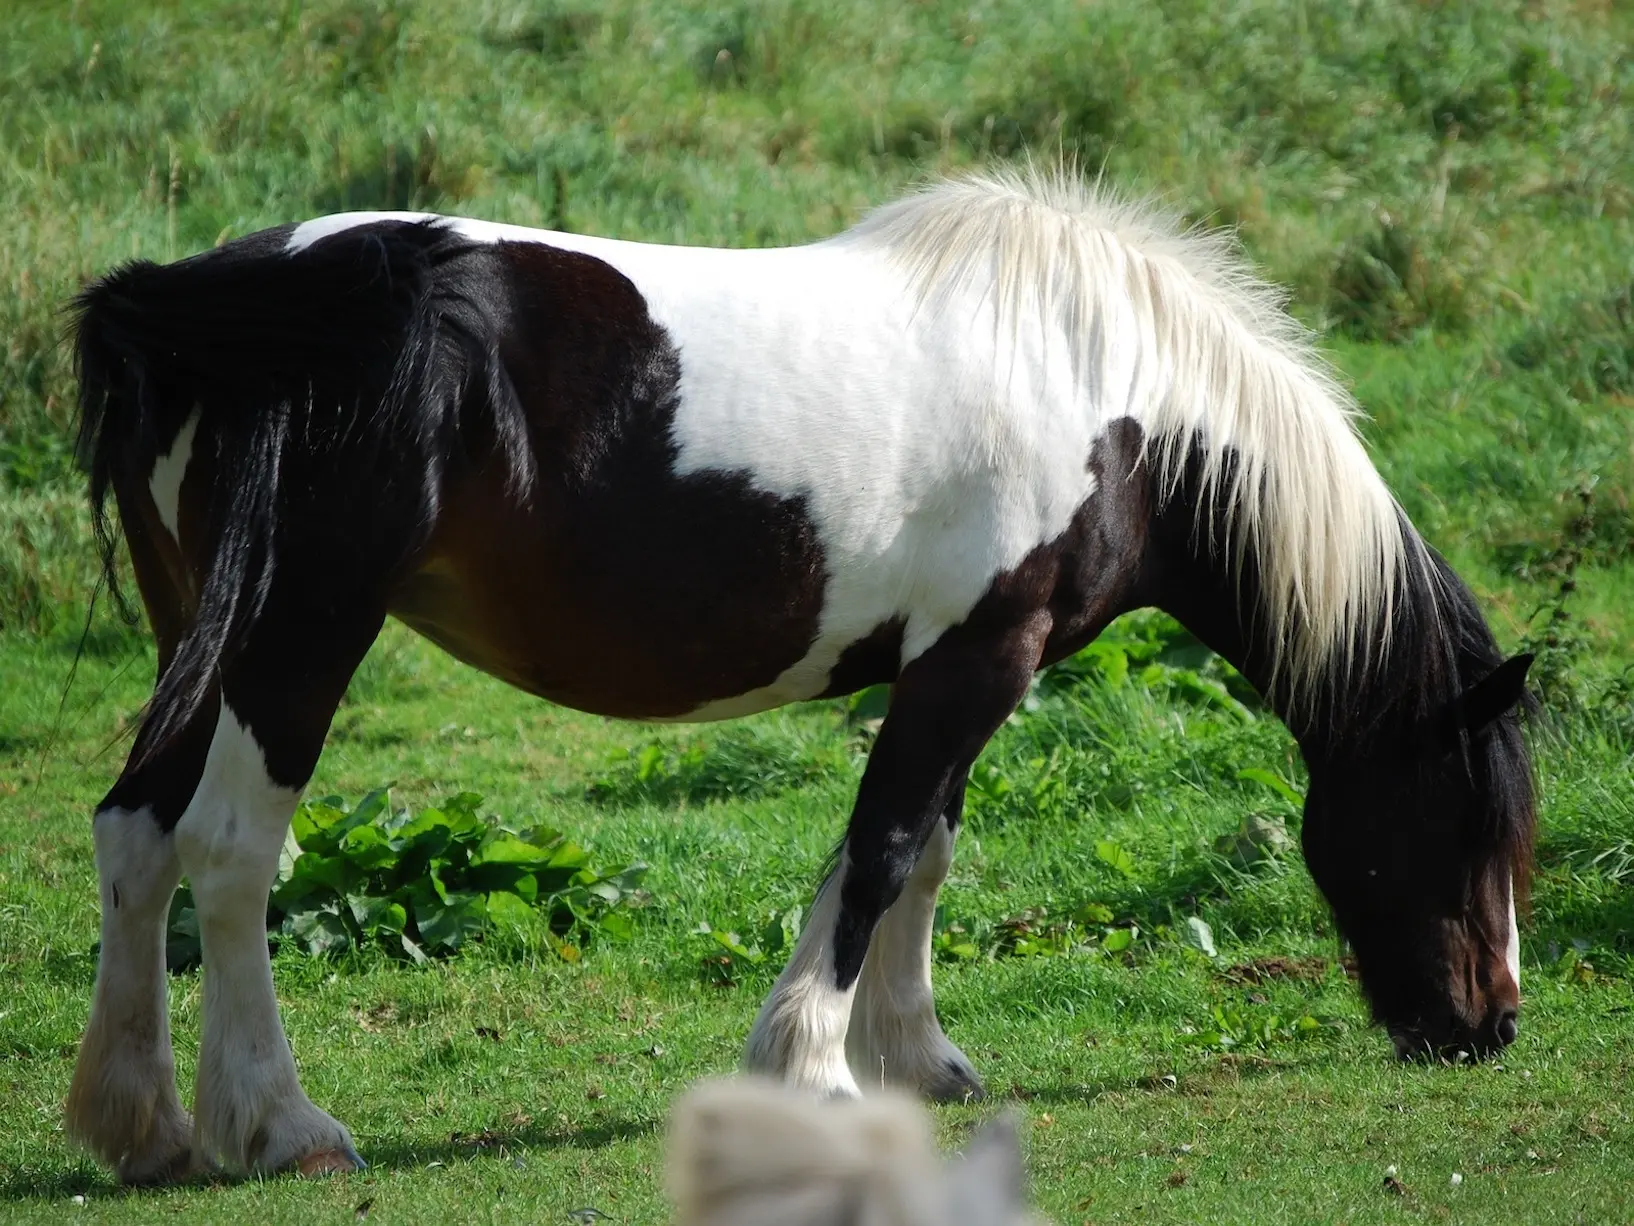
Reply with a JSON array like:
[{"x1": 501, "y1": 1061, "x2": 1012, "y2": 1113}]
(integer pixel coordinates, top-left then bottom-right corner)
[
  {"x1": 846, "y1": 784, "x2": 984, "y2": 1101},
  {"x1": 745, "y1": 613, "x2": 1048, "y2": 1097}
]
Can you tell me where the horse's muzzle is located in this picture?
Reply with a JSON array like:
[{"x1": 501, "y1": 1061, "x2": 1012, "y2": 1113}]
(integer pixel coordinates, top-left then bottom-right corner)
[{"x1": 1390, "y1": 1005, "x2": 1519, "y2": 1062}]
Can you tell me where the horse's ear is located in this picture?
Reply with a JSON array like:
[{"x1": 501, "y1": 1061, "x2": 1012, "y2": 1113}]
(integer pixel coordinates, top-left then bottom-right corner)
[{"x1": 1456, "y1": 653, "x2": 1534, "y2": 735}]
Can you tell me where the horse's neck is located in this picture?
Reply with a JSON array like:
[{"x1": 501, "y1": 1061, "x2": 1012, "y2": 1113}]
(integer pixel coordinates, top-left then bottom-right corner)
[
  {"x1": 1134, "y1": 462, "x2": 1368, "y2": 764},
  {"x1": 1139, "y1": 485, "x2": 1282, "y2": 708}
]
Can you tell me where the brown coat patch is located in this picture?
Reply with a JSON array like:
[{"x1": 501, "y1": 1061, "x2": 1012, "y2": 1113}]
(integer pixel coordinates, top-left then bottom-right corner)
[{"x1": 391, "y1": 242, "x2": 827, "y2": 718}]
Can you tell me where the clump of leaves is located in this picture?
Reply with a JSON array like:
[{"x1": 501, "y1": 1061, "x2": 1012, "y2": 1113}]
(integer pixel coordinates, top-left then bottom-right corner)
[
  {"x1": 1183, "y1": 1003, "x2": 1343, "y2": 1052},
  {"x1": 1548, "y1": 939, "x2": 1602, "y2": 986},
  {"x1": 932, "y1": 900, "x2": 1141, "y2": 964},
  {"x1": 165, "y1": 790, "x2": 646, "y2": 971},
  {"x1": 1039, "y1": 610, "x2": 1259, "y2": 717},
  {"x1": 695, "y1": 906, "x2": 802, "y2": 986}
]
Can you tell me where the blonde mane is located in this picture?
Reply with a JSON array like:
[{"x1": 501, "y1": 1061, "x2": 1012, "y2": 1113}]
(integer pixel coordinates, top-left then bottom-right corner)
[{"x1": 844, "y1": 168, "x2": 1416, "y2": 703}]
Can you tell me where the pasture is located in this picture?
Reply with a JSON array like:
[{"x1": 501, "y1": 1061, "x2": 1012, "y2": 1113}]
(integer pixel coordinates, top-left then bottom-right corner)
[{"x1": 3, "y1": 0, "x2": 1634, "y2": 1221}]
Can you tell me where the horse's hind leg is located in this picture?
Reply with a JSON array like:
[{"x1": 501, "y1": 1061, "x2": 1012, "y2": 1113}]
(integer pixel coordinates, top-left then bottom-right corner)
[
  {"x1": 67, "y1": 802, "x2": 196, "y2": 1184},
  {"x1": 70, "y1": 567, "x2": 382, "y2": 1180},
  {"x1": 66, "y1": 501, "x2": 207, "y2": 1183},
  {"x1": 173, "y1": 583, "x2": 384, "y2": 1175},
  {"x1": 746, "y1": 611, "x2": 1049, "y2": 1097},
  {"x1": 845, "y1": 785, "x2": 982, "y2": 1101}
]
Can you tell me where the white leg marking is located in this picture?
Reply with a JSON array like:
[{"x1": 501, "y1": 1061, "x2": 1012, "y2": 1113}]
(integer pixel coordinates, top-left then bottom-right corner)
[
  {"x1": 1506, "y1": 873, "x2": 1521, "y2": 990},
  {"x1": 149, "y1": 411, "x2": 199, "y2": 544},
  {"x1": 173, "y1": 703, "x2": 360, "y2": 1174},
  {"x1": 744, "y1": 856, "x2": 863, "y2": 1098},
  {"x1": 847, "y1": 820, "x2": 983, "y2": 1101},
  {"x1": 66, "y1": 807, "x2": 196, "y2": 1184}
]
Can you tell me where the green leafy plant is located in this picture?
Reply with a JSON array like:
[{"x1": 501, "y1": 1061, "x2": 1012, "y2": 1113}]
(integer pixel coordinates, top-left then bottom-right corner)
[
  {"x1": 1184, "y1": 1003, "x2": 1343, "y2": 1051},
  {"x1": 695, "y1": 906, "x2": 802, "y2": 986},
  {"x1": 164, "y1": 790, "x2": 646, "y2": 970},
  {"x1": 1549, "y1": 939, "x2": 1602, "y2": 986},
  {"x1": 1039, "y1": 611, "x2": 1259, "y2": 718},
  {"x1": 1095, "y1": 839, "x2": 1137, "y2": 878},
  {"x1": 933, "y1": 901, "x2": 1140, "y2": 964},
  {"x1": 586, "y1": 723, "x2": 852, "y2": 806}
]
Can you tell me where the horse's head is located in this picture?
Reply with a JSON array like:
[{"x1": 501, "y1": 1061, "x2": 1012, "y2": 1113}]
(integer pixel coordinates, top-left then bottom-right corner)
[{"x1": 1300, "y1": 650, "x2": 1534, "y2": 1060}]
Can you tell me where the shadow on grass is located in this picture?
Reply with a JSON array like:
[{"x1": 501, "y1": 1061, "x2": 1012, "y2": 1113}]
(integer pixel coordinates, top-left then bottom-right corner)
[
  {"x1": 1531, "y1": 885, "x2": 1634, "y2": 971},
  {"x1": 0, "y1": 729, "x2": 40, "y2": 755},
  {"x1": 584, "y1": 726, "x2": 855, "y2": 810},
  {"x1": 1062, "y1": 843, "x2": 1310, "y2": 938},
  {"x1": 0, "y1": 1116, "x2": 662, "y2": 1203},
  {"x1": 364, "y1": 1113, "x2": 661, "y2": 1171},
  {"x1": 3, "y1": 947, "x2": 97, "y2": 988},
  {"x1": 0, "y1": 1162, "x2": 115, "y2": 1204},
  {"x1": 998, "y1": 1050, "x2": 1301, "y2": 1110}
]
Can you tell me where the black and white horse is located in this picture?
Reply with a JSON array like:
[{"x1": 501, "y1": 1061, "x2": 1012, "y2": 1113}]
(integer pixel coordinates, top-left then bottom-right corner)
[{"x1": 68, "y1": 171, "x2": 1534, "y2": 1182}]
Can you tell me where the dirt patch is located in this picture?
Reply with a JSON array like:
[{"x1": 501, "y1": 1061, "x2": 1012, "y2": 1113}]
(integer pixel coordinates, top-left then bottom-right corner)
[{"x1": 1219, "y1": 956, "x2": 1355, "y2": 985}]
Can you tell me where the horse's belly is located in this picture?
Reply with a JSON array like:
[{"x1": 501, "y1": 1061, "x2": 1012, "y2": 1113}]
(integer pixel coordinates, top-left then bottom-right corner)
[
  {"x1": 388, "y1": 495, "x2": 846, "y2": 721},
  {"x1": 393, "y1": 597, "x2": 827, "y2": 721}
]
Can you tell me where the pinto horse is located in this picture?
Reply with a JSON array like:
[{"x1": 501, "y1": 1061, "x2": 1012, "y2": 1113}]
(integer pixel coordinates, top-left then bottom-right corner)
[{"x1": 68, "y1": 171, "x2": 1534, "y2": 1183}]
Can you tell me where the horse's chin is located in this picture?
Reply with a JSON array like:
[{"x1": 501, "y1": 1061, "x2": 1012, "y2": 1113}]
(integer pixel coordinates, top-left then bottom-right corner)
[
  {"x1": 1389, "y1": 1029, "x2": 1433, "y2": 1062},
  {"x1": 1388, "y1": 1026, "x2": 1499, "y2": 1064}
]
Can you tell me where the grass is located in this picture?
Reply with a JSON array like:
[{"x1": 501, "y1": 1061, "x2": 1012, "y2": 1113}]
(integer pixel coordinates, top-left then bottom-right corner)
[{"x1": 3, "y1": 0, "x2": 1634, "y2": 1221}]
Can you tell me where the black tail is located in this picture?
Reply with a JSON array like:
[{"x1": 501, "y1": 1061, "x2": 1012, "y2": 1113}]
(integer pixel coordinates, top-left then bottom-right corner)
[{"x1": 74, "y1": 220, "x2": 534, "y2": 767}]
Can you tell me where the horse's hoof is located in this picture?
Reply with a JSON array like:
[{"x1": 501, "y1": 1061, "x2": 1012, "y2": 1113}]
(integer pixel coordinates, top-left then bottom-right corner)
[
  {"x1": 923, "y1": 1056, "x2": 986, "y2": 1104},
  {"x1": 296, "y1": 1145, "x2": 366, "y2": 1177},
  {"x1": 118, "y1": 1144, "x2": 206, "y2": 1187}
]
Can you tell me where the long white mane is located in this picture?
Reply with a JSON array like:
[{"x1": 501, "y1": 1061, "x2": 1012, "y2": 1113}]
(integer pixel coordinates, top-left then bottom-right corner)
[{"x1": 843, "y1": 168, "x2": 1413, "y2": 701}]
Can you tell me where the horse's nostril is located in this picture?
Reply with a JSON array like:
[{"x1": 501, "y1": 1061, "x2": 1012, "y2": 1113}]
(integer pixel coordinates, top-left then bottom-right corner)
[{"x1": 1496, "y1": 1010, "x2": 1518, "y2": 1046}]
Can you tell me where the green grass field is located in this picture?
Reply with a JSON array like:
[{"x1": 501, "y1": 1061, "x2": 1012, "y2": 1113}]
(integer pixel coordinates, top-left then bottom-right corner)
[{"x1": 3, "y1": 1, "x2": 1634, "y2": 1221}]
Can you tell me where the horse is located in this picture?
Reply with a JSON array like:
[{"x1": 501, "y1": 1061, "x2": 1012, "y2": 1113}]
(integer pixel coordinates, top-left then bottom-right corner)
[{"x1": 66, "y1": 169, "x2": 1535, "y2": 1184}]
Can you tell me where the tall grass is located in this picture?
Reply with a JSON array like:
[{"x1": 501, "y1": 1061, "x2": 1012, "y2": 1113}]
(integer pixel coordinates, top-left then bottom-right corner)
[{"x1": 3, "y1": 2, "x2": 1631, "y2": 664}]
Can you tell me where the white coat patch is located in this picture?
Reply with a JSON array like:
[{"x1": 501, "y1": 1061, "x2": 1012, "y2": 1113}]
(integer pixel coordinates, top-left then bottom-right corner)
[
  {"x1": 149, "y1": 411, "x2": 200, "y2": 543},
  {"x1": 1506, "y1": 874, "x2": 1521, "y2": 989}
]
